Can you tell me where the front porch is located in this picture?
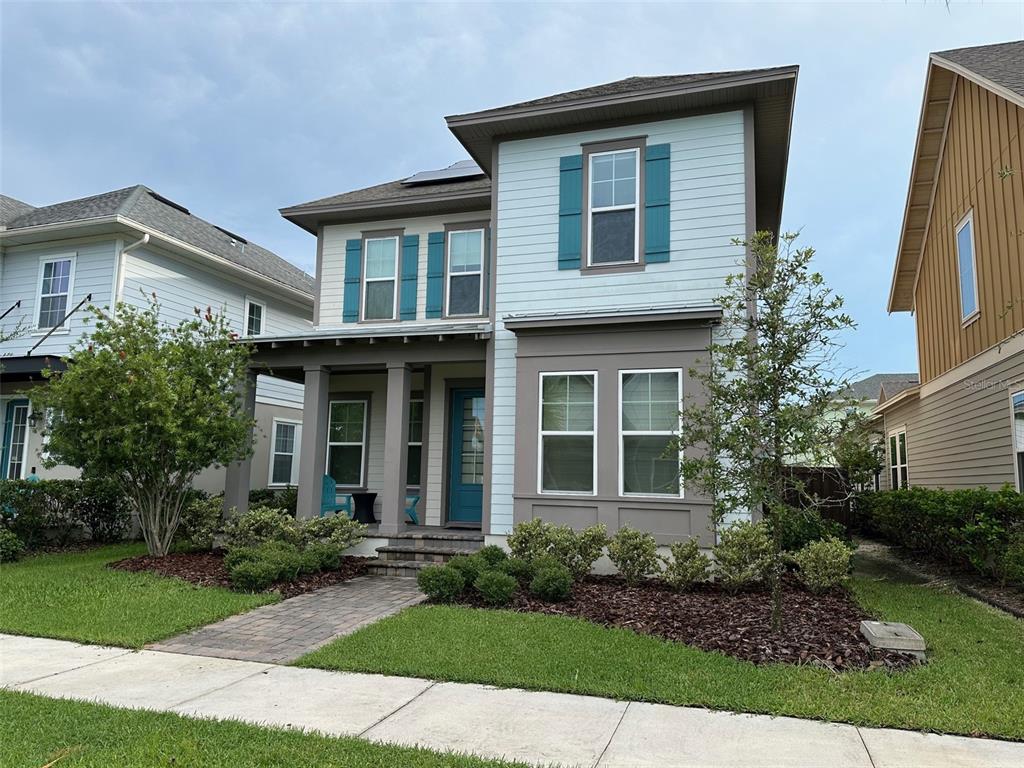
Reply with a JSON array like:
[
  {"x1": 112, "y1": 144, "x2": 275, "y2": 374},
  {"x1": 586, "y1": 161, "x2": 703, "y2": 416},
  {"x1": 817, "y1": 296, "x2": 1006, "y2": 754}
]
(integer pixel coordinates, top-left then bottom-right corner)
[{"x1": 224, "y1": 324, "x2": 492, "y2": 536}]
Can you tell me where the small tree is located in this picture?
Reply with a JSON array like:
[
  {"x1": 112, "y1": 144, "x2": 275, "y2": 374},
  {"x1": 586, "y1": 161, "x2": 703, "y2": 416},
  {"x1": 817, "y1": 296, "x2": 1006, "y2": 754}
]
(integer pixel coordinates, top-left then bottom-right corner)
[
  {"x1": 833, "y1": 411, "x2": 884, "y2": 492},
  {"x1": 677, "y1": 232, "x2": 855, "y2": 630},
  {"x1": 31, "y1": 298, "x2": 254, "y2": 556}
]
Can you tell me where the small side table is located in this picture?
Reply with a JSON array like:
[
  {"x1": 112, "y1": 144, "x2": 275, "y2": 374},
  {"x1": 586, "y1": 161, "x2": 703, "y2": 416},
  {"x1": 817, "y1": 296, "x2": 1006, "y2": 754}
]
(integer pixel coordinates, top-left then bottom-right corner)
[{"x1": 351, "y1": 492, "x2": 378, "y2": 525}]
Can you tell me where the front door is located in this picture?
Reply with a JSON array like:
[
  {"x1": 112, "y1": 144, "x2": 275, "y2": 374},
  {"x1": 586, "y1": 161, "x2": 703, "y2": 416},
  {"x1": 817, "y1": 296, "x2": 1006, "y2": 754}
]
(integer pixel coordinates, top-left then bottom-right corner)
[
  {"x1": 448, "y1": 388, "x2": 484, "y2": 525},
  {"x1": 1, "y1": 400, "x2": 30, "y2": 480}
]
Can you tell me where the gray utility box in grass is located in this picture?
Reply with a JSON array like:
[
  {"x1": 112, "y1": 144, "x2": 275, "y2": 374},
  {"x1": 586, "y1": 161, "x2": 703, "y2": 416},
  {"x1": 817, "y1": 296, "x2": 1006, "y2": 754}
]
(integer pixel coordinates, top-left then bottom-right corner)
[{"x1": 860, "y1": 621, "x2": 926, "y2": 661}]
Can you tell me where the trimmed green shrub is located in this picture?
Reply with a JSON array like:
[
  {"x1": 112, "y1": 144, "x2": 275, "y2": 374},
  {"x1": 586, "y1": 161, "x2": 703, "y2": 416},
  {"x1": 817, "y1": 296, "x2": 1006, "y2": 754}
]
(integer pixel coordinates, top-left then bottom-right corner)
[
  {"x1": 530, "y1": 563, "x2": 573, "y2": 602},
  {"x1": 417, "y1": 564, "x2": 465, "y2": 603},
  {"x1": 474, "y1": 570, "x2": 517, "y2": 606},
  {"x1": 499, "y1": 556, "x2": 534, "y2": 583},
  {"x1": 713, "y1": 520, "x2": 774, "y2": 592},
  {"x1": 770, "y1": 505, "x2": 847, "y2": 552},
  {"x1": 228, "y1": 559, "x2": 281, "y2": 592},
  {"x1": 304, "y1": 541, "x2": 343, "y2": 571},
  {"x1": 607, "y1": 526, "x2": 659, "y2": 586},
  {"x1": 223, "y1": 545, "x2": 260, "y2": 571},
  {"x1": 222, "y1": 506, "x2": 301, "y2": 549},
  {"x1": 477, "y1": 544, "x2": 508, "y2": 568},
  {"x1": 78, "y1": 477, "x2": 131, "y2": 543},
  {"x1": 858, "y1": 486, "x2": 1024, "y2": 580},
  {"x1": 999, "y1": 528, "x2": 1024, "y2": 588},
  {"x1": 661, "y1": 539, "x2": 711, "y2": 591},
  {"x1": 300, "y1": 514, "x2": 366, "y2": 551},
  {"x1": 507, "y1": 518, "x2": 551, "y2": 562},
  {"x1": 249, "y1": 487, "x2": 298, "y2": 515},
  {"x1": 506, "y1": 518, "x2": 608, "y2": 579},
  {"x1": 0, "y1": 478, "x2": 131, "y2": 548},
  {"x1": 792, "y1": 537, "x2": 852, "y2": 593},
  {"x1": 175, "y1": 493, "x2": 222, "y2": 551},
  {"x1": 0, "y1": 528, "x2": 26, "y2": 562},
  {"x1": 448, "y1": 553, "x2": 486, "y2": 587}
]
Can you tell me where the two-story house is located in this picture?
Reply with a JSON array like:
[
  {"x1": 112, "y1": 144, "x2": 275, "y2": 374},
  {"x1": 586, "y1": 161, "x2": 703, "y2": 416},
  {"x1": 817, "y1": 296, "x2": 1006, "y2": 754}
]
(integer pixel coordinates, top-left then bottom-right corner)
[
  {"x1": 224, "y1": 66, "x2": 798, "y2": 554},
  {"x1": 876, "y1": 41, "x2": 1024, "y2": 492},
  {"x1": 0, "y1": 185, "x2": 314, "y2": 492}
]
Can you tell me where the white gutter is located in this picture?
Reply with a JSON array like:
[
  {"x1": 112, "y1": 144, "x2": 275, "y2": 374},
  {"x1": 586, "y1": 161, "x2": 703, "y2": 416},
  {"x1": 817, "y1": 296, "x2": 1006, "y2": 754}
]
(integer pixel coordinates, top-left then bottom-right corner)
[{"x1": 113, "y1": 233, "x2": 149, "y2": 305}]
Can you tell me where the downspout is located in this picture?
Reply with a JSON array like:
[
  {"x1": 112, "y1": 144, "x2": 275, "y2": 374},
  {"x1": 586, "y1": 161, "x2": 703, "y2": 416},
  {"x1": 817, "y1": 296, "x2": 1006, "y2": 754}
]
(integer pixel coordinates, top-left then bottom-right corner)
[{"x1": 113, "y1": 233, "x2": 149, "y2": 307}]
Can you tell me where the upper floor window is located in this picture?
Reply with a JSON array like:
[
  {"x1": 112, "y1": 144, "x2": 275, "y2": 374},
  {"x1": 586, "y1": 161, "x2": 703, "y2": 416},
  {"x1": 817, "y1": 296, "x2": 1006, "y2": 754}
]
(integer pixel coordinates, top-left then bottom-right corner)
[
  {"x1": 955, "y1": 211, "x2": 978, "y2": 323},
  {"x1": 37, "y1": 256, "x2": 74, "y2": 329},
  {"x1": 363, "y1": 236, "x2": 398, "y2": 321},
  {"x1": 620, "y1": 369, "x2": 681, "y2": 496},
  {"x1": 446, "y1": 229, "x2": 484, "y2": 317},
  {"x1": 586, "y1": 144, "x2": 640, "y2": 266},
  {"x1": 244, "y1": 298, "x2": 265, "y2": 336},
  {"x1": 888, "y1": 428, "x2": 909, "y2": 489}
]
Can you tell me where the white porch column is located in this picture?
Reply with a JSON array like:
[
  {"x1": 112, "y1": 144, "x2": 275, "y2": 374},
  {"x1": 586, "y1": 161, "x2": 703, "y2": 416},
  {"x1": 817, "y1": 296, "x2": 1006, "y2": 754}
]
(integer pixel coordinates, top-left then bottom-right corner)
[
  {"x1": 297, "y1": 365, "x2": 330, "y2": 520},
  {"x1": 223, "y1": 370, "x2": 258, "y2": 518},
  {"x1": 379, "y1": 362, "x2": 411, "y2": 536}
]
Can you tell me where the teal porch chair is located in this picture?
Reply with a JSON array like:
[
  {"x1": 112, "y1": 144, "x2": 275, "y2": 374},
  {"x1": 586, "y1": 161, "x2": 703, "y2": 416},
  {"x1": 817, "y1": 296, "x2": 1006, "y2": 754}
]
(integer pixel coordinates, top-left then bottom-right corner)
[
  {"x1": 320, "y1": 475, "x2": 353, "y2": 518},
  {"x1": 405, "y1": 495, "x2": 421, "y2": 525}
]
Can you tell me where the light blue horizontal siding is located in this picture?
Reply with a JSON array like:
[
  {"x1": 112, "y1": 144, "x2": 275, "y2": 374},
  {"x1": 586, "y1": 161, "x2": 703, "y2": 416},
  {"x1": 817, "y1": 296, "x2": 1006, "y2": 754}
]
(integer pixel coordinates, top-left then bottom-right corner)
[
  {"x1": 489, "y1": 110, "x2": 749, "y2": 534},
  {"x1": 0, "y1": 239, "x2": 118, "y2": 358}
]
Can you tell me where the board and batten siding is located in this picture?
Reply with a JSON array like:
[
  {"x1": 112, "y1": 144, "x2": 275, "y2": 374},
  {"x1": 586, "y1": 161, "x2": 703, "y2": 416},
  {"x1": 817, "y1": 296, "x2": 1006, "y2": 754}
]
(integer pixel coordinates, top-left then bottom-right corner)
[
  {"x1": 490, "y1": 110, "x2": 749, "y2": 535},
  {"x1": 881, "y1": 343, "x2": 1024, "y2": 491},
  {"x1": 914, "y1": 78, "x2": 1024, "y2": 384},
  {"x1": 318, "y1": 212, "x2": 489, "y2": 328},
  {"x1": 0, "y1": 238, "x2": 119, "y2": 358},
  {"x1": 121, "y1": 244, "x2": 312, "y2": 407}
]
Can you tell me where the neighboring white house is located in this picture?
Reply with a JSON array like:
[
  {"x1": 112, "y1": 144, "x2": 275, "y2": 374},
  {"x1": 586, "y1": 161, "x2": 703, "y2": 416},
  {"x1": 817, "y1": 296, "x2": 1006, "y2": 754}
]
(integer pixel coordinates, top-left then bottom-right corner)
[
  {"x1": 224, "y1": 66, "x2": 799, "y2": 549},
  {"x1": 0, "y1": 185, "x2": 314, "y2": 492}
]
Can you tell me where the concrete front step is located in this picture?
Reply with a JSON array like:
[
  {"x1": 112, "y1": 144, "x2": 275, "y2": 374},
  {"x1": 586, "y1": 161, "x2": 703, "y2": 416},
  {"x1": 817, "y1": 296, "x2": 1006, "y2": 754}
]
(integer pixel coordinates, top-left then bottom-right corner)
[
  {"x1": 388, "y1": 531, "x2": 485, "y2": 546},
  {"x1": 366, "y1": 559, "x2": 434, "y2": 578},
  {"x1": 377, "y1": 545, "x2": 481, "y2": 563}
]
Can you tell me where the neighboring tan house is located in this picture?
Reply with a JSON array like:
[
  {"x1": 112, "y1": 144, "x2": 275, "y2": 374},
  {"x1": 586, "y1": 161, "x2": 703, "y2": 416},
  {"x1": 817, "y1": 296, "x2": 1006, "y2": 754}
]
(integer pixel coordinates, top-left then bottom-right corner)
[
  {"x1": 222, "y1": 66, "x2": 799, "y2": 556},
  {"x1": 876, "y1": 40, "x2": 1024, "y2": 493},
  {"x1": 0, "y1": 185, "x2": 314, "y2": 492}
]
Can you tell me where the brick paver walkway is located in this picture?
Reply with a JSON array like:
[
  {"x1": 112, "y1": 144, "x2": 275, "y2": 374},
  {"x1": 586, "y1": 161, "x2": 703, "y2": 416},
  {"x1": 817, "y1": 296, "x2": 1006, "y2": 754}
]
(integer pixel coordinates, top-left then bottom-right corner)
[{"x1": 148, "y1": 576, "x2": 424, "y2": 663}]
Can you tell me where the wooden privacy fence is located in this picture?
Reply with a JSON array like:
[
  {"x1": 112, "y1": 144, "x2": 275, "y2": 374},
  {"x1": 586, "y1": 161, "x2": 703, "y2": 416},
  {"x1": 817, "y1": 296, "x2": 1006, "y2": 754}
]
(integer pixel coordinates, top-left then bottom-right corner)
[{"x1": 783, "y1": 466, "x2": 854, "y2": 528}]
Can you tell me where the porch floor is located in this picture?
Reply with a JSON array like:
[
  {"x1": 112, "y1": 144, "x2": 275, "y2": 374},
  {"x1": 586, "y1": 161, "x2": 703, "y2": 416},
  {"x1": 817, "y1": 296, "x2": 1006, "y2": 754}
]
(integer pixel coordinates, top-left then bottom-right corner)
[{"x1": 362, "y1": 524, "x2": 483, "y2": 539}]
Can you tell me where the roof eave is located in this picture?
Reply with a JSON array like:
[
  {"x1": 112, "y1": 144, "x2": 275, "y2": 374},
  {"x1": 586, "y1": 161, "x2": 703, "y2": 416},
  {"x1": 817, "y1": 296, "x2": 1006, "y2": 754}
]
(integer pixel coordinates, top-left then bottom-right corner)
[{"x1": 280, "y1": 189, "x2": 491, "y2": 233}]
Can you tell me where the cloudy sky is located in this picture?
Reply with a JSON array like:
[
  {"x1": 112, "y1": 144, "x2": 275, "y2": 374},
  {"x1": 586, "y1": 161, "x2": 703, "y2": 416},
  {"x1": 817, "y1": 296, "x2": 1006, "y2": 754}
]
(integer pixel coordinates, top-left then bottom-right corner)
[{"x1": 2, "y1": 1, "x2": 1021, "y2": 379}]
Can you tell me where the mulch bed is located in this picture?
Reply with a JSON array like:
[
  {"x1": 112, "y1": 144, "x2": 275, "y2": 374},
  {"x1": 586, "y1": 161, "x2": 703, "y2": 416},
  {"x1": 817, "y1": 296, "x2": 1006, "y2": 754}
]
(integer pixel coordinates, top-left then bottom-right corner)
[
  {"x1": 457, "y1": 574, "x2": 916, "y2": 672},
  {"x1": 108, "y1": 551, "x2": 372, "y2": 599}
]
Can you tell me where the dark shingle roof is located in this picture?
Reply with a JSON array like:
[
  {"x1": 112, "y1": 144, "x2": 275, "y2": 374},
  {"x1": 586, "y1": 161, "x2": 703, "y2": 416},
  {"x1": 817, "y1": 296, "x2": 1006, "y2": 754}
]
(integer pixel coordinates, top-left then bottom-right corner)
[
  {"x1": 2, "y1": 186, "x2": 313, "y2": 296},
  {"x1": 842, "y1": 373, "x2": 919, "y2": 402},
  {"x1": 0, "y1": 194, "x2": 37, "y2": 226},
  {"x1": 285, "y1": 174, "x2": 491, "y2": 212},
  {"x1": 934, "y1": 40, "x2": 1024, "y2": 101}
]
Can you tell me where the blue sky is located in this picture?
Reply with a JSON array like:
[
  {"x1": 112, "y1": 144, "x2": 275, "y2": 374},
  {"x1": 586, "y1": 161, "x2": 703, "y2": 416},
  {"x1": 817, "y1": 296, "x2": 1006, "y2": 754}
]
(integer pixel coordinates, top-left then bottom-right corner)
[{"x1": 2, "y1": 2, "x2": 1021, "y2": 379}]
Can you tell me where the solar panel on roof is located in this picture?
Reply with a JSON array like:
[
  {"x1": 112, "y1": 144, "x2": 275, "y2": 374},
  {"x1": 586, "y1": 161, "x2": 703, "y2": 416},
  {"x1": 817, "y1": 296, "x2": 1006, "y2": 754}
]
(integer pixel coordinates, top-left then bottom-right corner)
[{"x1": 401, "y1": 160, "x2": 484, "y2": 186}]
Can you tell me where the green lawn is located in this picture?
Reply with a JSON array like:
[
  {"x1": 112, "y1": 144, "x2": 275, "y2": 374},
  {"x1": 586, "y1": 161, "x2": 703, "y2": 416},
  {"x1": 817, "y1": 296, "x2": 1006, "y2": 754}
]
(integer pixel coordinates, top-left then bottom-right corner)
[
  {"x1": 0, "y1": 690, "x2": 520, "y2": 768},
  {"x1": 0, "y1": 544, "x2": 275, "y2": 648},
  {"x1": 297, "y1": 555, "x2": 1024, "y2": 740}
]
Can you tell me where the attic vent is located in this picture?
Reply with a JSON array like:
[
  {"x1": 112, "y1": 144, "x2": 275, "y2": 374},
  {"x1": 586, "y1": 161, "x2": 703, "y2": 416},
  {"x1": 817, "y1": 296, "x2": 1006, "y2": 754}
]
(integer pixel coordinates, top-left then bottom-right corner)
[
  {"x1": 213, "y1": 224, "x2": 248, "y2": 246},
  {"x1": 401, "y1": 159, "x2": 484, "y2": 186},
  {"x1": 147, "y1": 191, "x2": 190, "y2": 215}
]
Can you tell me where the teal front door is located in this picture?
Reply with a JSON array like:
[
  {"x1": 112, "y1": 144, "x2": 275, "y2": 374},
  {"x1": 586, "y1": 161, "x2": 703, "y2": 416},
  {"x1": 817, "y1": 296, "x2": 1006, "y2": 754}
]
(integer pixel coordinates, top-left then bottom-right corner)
[{"x1": 448, "y1": 388, "x2": 485, "y2": 525}]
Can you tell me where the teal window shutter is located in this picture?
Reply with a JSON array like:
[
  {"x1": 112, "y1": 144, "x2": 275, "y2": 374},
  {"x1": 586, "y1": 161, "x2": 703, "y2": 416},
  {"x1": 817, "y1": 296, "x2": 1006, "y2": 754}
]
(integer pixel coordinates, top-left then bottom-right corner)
[
  {"x1": 426, "y1": 231, "x2": 445, "y2": 318},
  {"x1": 558, "y1": 154, "x2": 583, "y2": 270},
  {"x1": 343, "y1": 239, "x2": 362, "y2": 323},
  {"x1": 644, "y1": 143, "x2": 671, "y2": 263},
  {"x1": 400, "y1": 234, "x2": 419, "y2": 320}
]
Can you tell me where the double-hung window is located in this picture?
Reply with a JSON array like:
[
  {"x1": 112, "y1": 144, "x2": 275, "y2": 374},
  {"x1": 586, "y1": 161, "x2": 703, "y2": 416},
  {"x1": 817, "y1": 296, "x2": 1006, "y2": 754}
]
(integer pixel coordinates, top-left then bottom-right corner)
[
  {"x1": 888, "y1": 429, "x2": 909, "y2": 489},
  {"x1": 620, "y1": 370, "x2": 681, "y2": 496},
  {"x1": 244, "y1": 298, "x2": 265, "y2": 336},
  {"x1": 3, "y1": 401, "x2": 30, "y2": 480},
  {"x1": 37, "y1": 256, "x2": 74, "y2": 329},
  {"x1": 538, "y1": 373, "x2": 596, "y2": 494},
  {"x1": 363, "y1": 236, "x2": 398, "y2": 321},
  {"x1": 446, "y1": 228, "x2": 484, "y2": 316},
  {"x1": 955, "y1": 210, "x2": 979, "y2": 323},
  {"x1": 407, "y1": 398, "x2": 423, "y2": 487},
  {"x1": 587, "y1": 146, "x2": 640, "y2": 266},
  {"x1": 327, "y1": 400, "x2": 367, "y2": 487},
  {"x1": 269, "y1": 419, "x2": 301, "y2": 486},
  {"x1": 1011, "y1": 389, "x2": 1024, "y2": 492}
]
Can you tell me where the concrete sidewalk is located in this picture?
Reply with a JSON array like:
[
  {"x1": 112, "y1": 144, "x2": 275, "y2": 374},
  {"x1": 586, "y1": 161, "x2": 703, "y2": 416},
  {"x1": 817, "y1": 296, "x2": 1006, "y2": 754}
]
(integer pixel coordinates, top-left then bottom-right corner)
[{"x1": 2, "y1": 633, "x2": 1022, "y2": 768}]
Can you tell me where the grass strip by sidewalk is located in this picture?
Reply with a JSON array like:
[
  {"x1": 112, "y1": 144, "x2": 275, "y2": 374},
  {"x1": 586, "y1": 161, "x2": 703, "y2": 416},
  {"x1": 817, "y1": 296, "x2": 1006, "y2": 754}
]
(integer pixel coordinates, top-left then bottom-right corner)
[
  {"x1": 0, "y1": 690, "x2": 521, "y2": 768},
  {"x1": 296, "y1": 560, "x2": 1024, "y2": 740},
  {"x1": 0, "y1": 544, "x2": 275, "y2": 648}
]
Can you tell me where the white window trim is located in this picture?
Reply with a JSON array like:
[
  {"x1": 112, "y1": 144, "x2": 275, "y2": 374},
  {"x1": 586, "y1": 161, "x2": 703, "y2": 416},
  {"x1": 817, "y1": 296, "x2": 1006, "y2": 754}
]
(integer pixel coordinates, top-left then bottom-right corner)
[
  {"x1": 326, "y1": 399, "x2": 368, "y2": 488},
  {"x1": 268, "y1": 418, "x2": 301, "y2": 487},
  {"x1": 887, "y1": 427, "x2": 909, "y2": 490},
  {"x1": 408, "y1": 397, "x2": 424, "y2": 488},
  {"x1": 955, "y1": 209, "x2": 980, "y2": 326},
  {"x1": 3, "y1": 400, "x2": 31, "y2": 480},
  {"x1": 618, "y1": 368, "x2": 684, "y2": 498},
  {"x1": 244, "y1": 297, "x2": 267, "y2": 337},
  {"x1": 33, "y1": 253, "x2": 77, "y2": 334},
  {"x1": 361, "y1": 236, "x2": 399, "y2": 322},
  {"x1": 586, "y1": 148, "x2": 641, "y2": 267},
  {"x1": 537, "y1": 371, "x2": 598, "y2": 496},
  {"x1": 445, "y1": 228, "x2": 485, "y2": 318},
  {"x1": 1009, "y1": 385, "x2": 1024, "y2": 493}
]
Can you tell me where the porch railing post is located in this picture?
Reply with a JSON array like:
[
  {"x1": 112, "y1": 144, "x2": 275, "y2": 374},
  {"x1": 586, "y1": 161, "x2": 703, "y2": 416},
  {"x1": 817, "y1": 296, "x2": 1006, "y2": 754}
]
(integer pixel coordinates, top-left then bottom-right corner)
[
  {"x1": 379, "y1": 362, "x2": 411, "y2": 536},
  {"x1": 297, "y1": 365, "x2": 331, "y2": 520}
]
